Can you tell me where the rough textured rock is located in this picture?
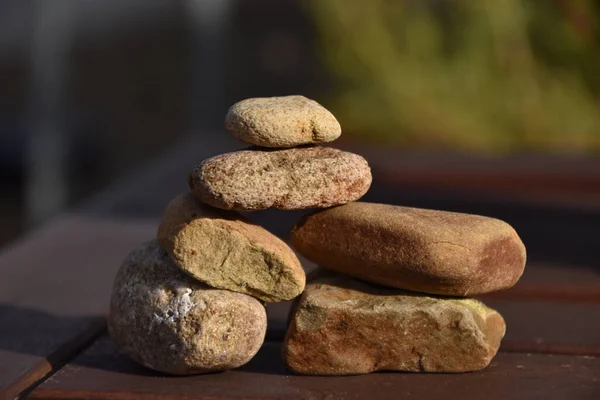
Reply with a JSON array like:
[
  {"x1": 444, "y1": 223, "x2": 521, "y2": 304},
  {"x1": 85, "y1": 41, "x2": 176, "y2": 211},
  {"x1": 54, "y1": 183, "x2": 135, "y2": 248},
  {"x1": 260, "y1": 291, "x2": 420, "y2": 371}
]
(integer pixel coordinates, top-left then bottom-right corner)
[
  {"x1": 189, "y1": 146, "x2": 371, "y2": 211},
  {"x1": 291, "y1": 202, "x2": 526, "y2": 296},
  {"x1": 157, "y1": 193, "x2": 305, "y2": 302},
  {"x1": 283, "y1": 274, "x2": 505, "y2": 375},
  {"x1": 108, "y1": 240, "x2": 267, "y2": 375},
  {"x1": 225, "y1": 95, "x2": 341, "y2": 148}
]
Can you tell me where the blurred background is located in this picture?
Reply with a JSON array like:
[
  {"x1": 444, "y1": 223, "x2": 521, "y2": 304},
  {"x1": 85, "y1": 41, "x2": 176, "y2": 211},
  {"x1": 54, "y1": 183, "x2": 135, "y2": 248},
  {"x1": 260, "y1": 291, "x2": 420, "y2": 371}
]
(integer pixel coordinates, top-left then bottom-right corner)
[{"x1": 1, "y1": 0, "x2": 599, "y2": 247}]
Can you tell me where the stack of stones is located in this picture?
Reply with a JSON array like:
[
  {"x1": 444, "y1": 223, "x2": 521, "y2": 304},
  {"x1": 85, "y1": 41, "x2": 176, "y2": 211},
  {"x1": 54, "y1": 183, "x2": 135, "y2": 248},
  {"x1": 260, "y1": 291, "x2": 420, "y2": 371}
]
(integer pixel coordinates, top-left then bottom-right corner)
[
  {"x1": 108, "y1": 95, "x2": 372, "y2": 375},
  {"x1": 284, "y1": 203, "x2": 526, "y2": 375},
  {"x1": 108, "y1": 95, "x2": 527, "y2": 376}
]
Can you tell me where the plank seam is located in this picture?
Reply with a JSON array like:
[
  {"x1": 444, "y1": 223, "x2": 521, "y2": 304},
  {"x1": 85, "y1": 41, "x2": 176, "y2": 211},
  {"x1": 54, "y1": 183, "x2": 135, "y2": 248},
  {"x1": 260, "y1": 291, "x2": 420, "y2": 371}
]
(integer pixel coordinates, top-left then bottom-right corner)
[{"x1": 2, "y1": 319, "x2": 107, "y2": 400}]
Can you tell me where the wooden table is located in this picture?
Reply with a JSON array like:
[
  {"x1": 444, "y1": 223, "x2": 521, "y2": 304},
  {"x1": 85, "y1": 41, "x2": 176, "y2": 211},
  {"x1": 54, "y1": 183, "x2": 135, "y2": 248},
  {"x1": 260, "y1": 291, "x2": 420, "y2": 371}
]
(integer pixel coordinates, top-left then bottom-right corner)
[{"x1": 1, "y1": 135, "x2": 599, "y2": 400}]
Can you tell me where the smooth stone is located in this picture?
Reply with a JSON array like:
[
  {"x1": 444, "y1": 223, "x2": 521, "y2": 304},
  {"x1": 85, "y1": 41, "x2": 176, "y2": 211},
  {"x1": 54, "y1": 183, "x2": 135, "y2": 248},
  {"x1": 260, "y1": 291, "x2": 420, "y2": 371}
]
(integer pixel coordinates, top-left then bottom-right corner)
[
  {"x1": 108, "y1": 240, "x2": 267, "y2": 375},
  {"x1": 188, "y1": 147, "x2": 371, "y2": 211},
  {"x1": 283, "y1": 273, "x2": 505, "y2": 375},
  {"x1": 157, "y1": 193, "x2": 306, "y2": 302},
  {"x1": 225, "y1": 95, "x2": 341, "y2": 148},
  {"x1": 291, "y1": 202, "x2": 526, "y2": 296}
]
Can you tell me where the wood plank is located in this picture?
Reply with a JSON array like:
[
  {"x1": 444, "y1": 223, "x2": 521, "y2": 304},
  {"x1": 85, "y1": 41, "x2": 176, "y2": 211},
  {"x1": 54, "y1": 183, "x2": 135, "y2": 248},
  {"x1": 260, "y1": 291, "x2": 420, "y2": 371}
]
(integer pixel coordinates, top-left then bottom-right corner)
[
  {"x1": 337, "y1": 138, "x2": 600, "y2": 211},
  {"x1": 488, "y1": 299, "x2": 600, "y2": 355},
  {"x1": 515, "y1": 262, "x2": 600, "y2": 288},
  {"x1": 501, "y1": 342, "x2": 600, "y2": 357},
  {"x1": 481, "y1": 284, "x2": 600, "y2": 304},
  {"x1": 0, "y1": 216, "x2": 155, "y2": 400},
  {"x1": 0, "y1": 318, "x2": 105, "y2": 400},
  {"x1": 31, "y1": 336, "x2": 600, "y2": 400}
]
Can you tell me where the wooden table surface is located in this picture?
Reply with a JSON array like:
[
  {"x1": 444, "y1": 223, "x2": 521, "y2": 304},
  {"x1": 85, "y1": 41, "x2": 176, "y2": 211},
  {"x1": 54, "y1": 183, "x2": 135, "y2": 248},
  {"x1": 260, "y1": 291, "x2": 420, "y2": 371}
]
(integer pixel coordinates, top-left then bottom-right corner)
[{"x1": 1, "y1": 134, "x2": 599, "y2": 400}]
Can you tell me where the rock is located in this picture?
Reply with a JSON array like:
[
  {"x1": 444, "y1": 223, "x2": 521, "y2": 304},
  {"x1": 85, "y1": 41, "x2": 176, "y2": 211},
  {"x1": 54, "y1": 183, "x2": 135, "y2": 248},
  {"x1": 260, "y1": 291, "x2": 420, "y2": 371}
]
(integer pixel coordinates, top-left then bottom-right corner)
[
  {"x1": 291, "y1": 202, "x2": 526, "y2": 296},
  {"x1": 188, "y1": 146, "x2": 371, "y2": 211},
  {"x1": 283, "y1": 274, "x2": 505, "y2": 375},
  {"x1": 225, "y1": 95, "x2": 341, "y2": 148},
  {"x1": 108, "y1": 240, "x2": 267, "y2": 375},
  {"x1": 157, "y1": 193, "x2": 305, "y2": 302}
]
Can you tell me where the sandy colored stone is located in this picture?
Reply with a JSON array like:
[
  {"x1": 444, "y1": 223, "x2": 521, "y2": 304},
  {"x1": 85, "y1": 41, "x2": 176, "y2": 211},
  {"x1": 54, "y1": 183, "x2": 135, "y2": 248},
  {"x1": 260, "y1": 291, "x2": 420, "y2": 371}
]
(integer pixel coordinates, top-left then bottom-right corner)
[
  {"x1": 188, "y1": 146, "x2": 371, "y2": 211},
  {"x1": 283, "y1": 273, "x2": 505, "y2": 375},
  {"x1": 291, "y1": 202, "x2": 527, "y2": 296},
  {"x1": 225, "y1": 95, "x2": 341, "y2": 148},
  {"x1": 157, "y1": 193, "x2": 305, "y2": 302},
  {"x1": 108, "y1": 240, "x2": 267, "y2": 375}
]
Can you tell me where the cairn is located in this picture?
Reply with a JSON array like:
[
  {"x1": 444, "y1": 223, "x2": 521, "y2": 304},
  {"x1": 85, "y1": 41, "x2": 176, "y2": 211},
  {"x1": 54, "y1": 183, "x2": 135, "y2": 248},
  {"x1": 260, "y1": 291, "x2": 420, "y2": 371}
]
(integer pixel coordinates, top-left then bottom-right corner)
[{"x1": 107, "y1": 95, "x2": 526, "y2": 376}]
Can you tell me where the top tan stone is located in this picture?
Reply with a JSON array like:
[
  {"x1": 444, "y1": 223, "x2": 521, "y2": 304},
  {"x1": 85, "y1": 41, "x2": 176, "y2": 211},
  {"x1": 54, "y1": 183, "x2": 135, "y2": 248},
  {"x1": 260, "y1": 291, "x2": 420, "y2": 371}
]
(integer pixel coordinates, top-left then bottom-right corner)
[
  {"x1": 225, "y1": 95, "x2": 341, "y2": 148},
  {"x1": 291, "y1": 202, "x2": 527, "y2": 296},
  {"x1": 157, "y1": 193, "x2": 306, "y2": 302}
]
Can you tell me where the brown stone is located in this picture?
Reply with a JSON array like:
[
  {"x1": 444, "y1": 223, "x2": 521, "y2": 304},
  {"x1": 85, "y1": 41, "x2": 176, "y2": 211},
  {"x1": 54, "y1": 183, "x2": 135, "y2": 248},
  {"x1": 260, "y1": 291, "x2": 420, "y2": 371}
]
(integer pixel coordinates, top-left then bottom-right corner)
[
  {"x1": 225, "y1": 95, "x2": 341, "y2": 148},
  {"x1": 188, "y1": 147, "x2": 371, "y2": 211},
  {"x1": 157, "y1": 193, "x2": 305, "y2": 302},
  {"x1": 283, "y1": 273, "x2": 506, "y2": 375},
  {"x1": 291, "y1": 202, "x2": 527, "y2": 296},
  {"x1": 108, "y1": 240, "x2": 267, "y2": 375}
]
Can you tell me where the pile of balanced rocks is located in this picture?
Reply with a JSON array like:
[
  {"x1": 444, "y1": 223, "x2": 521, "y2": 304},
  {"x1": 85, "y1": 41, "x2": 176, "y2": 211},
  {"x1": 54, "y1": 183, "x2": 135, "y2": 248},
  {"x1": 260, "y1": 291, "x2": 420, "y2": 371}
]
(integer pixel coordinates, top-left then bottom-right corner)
[
  {"x1": 108, "y1": 95, "x2": 526, "y2": 376},
  {"x1": 285, "y1": 202, "x2": 526, "y2": 374}
]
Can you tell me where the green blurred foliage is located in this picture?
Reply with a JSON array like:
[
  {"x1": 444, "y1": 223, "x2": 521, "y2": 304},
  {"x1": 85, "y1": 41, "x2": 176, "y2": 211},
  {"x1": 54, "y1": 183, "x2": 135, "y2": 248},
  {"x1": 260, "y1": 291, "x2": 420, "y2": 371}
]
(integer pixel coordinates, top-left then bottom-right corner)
[{"x1": 310, "y1": 0, "x2": 600, "y2": 153}]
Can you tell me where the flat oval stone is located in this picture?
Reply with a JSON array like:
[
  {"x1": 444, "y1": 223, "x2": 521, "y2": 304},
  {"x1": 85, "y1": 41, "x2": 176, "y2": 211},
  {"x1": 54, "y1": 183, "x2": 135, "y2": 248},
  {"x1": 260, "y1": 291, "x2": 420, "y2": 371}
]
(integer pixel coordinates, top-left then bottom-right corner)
[
  {"x1": 291, "y1": 202, "x2": 526, "y2": 296},
  {"x1": 225, "y1": 95, "x2": 341, "y2": 148},
  {"x1": 283, "y1": 274, "x2": 505, "y2": 375},
  {"x1": 157, "y1": 193, "x2": 305, "y2": 302},
  {"x1": 108, "y1": 240, "x2": 267, "y2": 375},
  {"x1": 189, "y1": 147, "x2": 372, "y2": 211}
]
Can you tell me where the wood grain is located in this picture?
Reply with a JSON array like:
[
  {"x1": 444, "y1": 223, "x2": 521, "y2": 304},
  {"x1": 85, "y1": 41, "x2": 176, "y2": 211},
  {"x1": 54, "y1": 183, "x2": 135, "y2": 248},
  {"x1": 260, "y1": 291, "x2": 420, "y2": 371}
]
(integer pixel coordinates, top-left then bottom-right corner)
[
  {"x1": 480, "y1": 284, "x2": 600, "y2": 304},
  {"x1": 31, "y1": 337, "x2": 600, "y2": 400}
]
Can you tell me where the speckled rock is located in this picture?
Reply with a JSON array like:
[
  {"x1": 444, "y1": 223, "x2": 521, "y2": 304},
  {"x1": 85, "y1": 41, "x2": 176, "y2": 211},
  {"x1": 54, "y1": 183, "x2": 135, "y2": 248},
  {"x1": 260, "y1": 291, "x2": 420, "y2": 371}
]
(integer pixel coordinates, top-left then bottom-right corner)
[
  {"x1": 157, "y1": 193, "x2": 305, "y2": 302},
  {"x1": 225, "y1": 95, "x2": 341, "y2": 148},
  {"x1": 188, "y1": 147, "x2": 371, "y2": 211},
  {"x1": 291, "y1": 202, "x2": 526, "y2": 296},
  {"x1": 108, "y1": 240, "x2": 267, "y2": 375},
  {"x1": 283, "y1": 273, "x2": 505, "y2": 375}
]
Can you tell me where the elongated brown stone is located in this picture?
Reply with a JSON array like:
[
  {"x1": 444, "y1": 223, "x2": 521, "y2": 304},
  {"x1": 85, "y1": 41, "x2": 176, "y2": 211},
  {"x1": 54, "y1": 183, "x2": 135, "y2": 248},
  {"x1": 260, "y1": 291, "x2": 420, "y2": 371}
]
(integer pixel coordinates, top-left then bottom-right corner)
[
  {"x1": 283, "y1": 274, "x2": 505, "y2": 375},
  {"x1": 157, "y1": 193, "x2": 305, "y2": 302},
  {"x1": 291, "y1": 202, "x2": 526, "y2": 296},
  {"x1": 108, "y1": 240, "x2": 267, "y2": 375}
]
